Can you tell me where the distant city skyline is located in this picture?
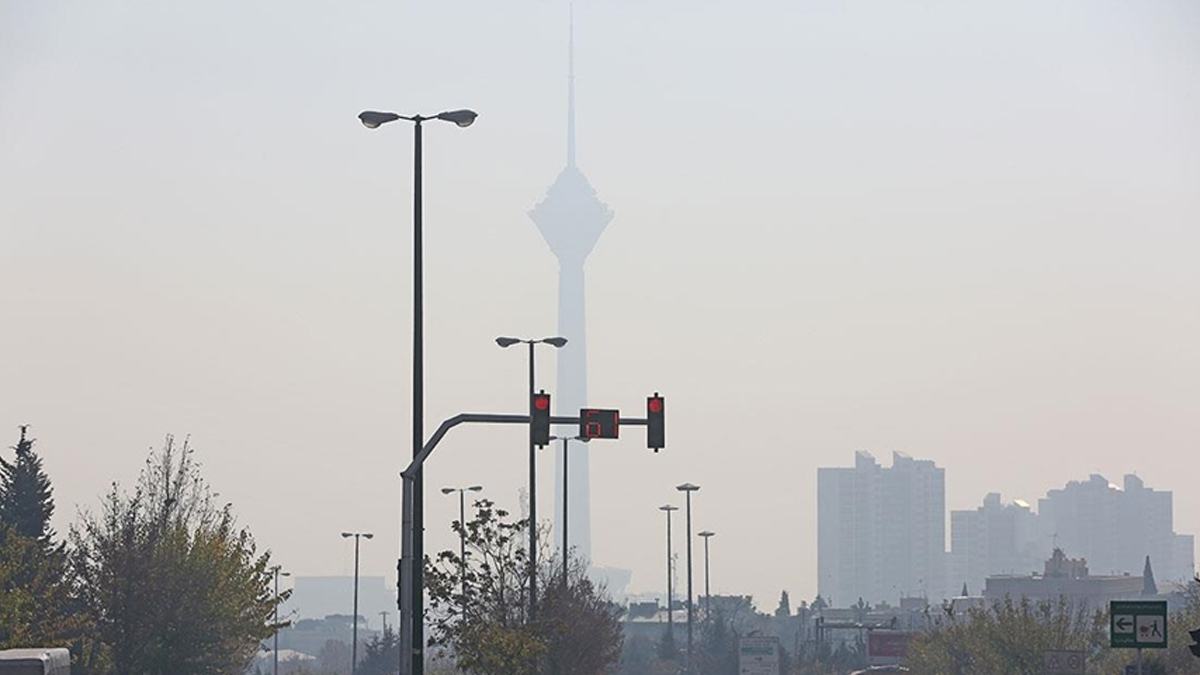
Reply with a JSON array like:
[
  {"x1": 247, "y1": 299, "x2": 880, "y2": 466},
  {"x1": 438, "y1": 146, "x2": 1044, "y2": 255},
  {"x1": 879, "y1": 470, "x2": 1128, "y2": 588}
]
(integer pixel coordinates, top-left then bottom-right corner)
[{"x1": 818, "y1": 451, "x2": 1195, "y2": 609}]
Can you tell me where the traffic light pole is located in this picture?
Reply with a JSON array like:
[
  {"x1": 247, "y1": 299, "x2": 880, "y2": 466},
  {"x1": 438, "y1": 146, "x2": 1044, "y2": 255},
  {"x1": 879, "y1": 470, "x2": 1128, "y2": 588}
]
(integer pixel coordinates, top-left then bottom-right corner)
[{"x1": 397, "y1": 412, "x2": 652, "y2": 675}]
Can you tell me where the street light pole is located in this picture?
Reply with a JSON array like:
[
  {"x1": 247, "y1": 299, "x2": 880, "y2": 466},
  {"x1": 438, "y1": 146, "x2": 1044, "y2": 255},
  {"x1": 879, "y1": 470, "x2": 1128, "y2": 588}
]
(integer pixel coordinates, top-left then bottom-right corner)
[
  {"x1": 659, "y1": 504, "x2": 679, "y2": 641},
  {"x1": 358, "y1": 107, "x2": 476, "y2": 675},
  {"x1": 342, "y1": 531, "x2": 374, "y2": 675},
  {"x1": 441, "y1": 485, "x2": 483, "y2": 614},
  {"x1": 495, "y1": 335, "x2": 567, "y2": 620},
  {"x1": 550, "y1": 435, "x2": 586, "y2": 584},
  {"x1": 676, "y1": 483, "x2": 700, "y2": 674},
  {"x1": 698, "y1": 531, "x2": 715, "y2": 622},
  {"x1": 272, "y1": 566, "x2": 291, "y2": 675}
]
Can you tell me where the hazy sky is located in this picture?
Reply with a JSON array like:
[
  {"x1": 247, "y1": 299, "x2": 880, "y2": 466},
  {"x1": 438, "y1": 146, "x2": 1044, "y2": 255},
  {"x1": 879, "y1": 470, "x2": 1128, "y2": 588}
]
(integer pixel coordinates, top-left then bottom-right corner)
[{"x1": 2, "y1": 1, "x2": 1198, "y2": 609}]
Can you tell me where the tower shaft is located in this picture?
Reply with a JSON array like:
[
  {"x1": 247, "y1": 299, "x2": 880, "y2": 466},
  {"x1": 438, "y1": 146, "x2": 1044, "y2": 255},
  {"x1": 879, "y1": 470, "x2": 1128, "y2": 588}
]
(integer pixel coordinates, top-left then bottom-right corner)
[{"x1": 554, "y1": 260, "x2": 591, "y2": 563}]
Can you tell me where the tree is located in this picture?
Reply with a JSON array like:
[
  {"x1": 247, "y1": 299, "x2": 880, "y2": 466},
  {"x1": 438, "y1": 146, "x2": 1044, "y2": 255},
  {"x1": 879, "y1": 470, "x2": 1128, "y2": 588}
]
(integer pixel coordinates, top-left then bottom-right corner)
[
  {"x1": 539, "y1": 565, "x2": 625, "y2": 675},
  {"x1": 775, "y1": 591, "x2": 792, "y2": 618},
  {"x1": 69, "y1": 435, "x2": 283, "y2": 675},
  {"x1": 424, "y1": 498, "x2": 624, "y2": 675},
  {"x1": 0, "y1": 426, "x2": 84, "y2": 653},
  {"x1": 697, "y1": 609, "x2": 738, "y2": 675},
  {"x1": 0, "y1": 425, "x2": 55, "y2": 543},
  {"x1": 906, "y1": 596, "x2": 1107, "y2": 675},
  {"x1": 358, "y1": 624, "x2": 400, "y2": 675},
  {"x1": 0, "y1": 525, "x2": 82, "y2": 650}
]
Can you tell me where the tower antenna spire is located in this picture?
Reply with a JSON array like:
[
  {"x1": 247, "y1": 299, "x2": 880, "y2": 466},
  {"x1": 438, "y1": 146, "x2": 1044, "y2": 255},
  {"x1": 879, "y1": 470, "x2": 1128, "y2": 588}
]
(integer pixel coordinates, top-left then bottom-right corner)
[{"x1": 567, "y1": 4, "x2": 576, "y2": 168}]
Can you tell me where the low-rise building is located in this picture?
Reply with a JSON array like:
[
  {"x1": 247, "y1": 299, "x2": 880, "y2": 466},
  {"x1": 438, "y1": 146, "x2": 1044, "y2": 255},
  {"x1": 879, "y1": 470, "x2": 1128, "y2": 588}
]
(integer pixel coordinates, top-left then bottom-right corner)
[{"x1": 983, "y1": 548, "x2": 1145, "y2": 608}]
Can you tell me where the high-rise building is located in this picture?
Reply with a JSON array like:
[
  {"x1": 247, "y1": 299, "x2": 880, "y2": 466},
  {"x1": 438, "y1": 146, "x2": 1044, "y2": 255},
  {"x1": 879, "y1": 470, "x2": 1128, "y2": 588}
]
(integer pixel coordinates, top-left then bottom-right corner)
[
  {"x1": 950, "y1": 493, "x2": 1044, "y2": 596},
  {"x1": 817, "y1": 451, "x2": 946, "y2": 607},
  {"x1": 529, "y1": 14, "x2": 612, "y2": 563},
  {"x1": 1038, "y1": 474, "x2": 1194, "y2": 582}
]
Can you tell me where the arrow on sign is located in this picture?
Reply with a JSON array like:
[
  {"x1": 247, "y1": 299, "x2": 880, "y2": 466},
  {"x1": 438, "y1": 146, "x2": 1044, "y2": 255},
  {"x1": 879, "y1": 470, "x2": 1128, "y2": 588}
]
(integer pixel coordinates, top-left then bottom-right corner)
[{"x1": 1116, "y1": 616, "x2": 1133, "y2": 631}]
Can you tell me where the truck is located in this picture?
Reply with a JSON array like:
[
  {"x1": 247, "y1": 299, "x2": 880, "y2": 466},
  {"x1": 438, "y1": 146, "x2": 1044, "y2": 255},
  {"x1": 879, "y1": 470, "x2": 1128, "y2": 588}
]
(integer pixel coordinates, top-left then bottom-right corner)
[{"x1": 0, "y1": 649, "x2": 70, "y2": 675}]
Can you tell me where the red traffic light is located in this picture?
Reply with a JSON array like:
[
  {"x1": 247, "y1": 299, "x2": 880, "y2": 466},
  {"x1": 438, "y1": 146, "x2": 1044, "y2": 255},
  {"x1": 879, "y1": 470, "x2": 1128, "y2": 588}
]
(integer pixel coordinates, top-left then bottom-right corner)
[
  {"x1": 531, "y1": 391, "x2": 552, "y2": 446},
  {"x1": 647, "y1": 394, "x2": 665, "y2": 450}
]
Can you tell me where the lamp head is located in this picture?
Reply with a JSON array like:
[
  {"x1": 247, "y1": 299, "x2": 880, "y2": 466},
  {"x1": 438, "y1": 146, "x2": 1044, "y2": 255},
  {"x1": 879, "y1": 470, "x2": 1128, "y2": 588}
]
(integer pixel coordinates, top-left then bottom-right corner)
[
  {"x1": 676, "y1": 483, "x2": 700, "y2": 492},
  {"x1": 468, "y1": 485, "x2": 484, "y2": 492},
  {"x1": 495, "y1": 337, "x2": 522, "y2": 348},
  {"x1": 341, "y1": 532, "x2": 353, "y2": 538},
  {"x1": 542, "y1": 337, "x2": 568, "y2": 348},
  {"x1": 699, "y1": 530, "x2": 716, "y2": 538},
  {"x1": 436, "y1": 109, "x2": 478, "y2": 127},
  {"x1": 359, "y1": 111, "x2": 401, "y2": 129},
  {"x1": 659, "y1": 504, "x2": 679, "y2": 512},
  {"x1": 441, "y1": 487, "x2": 456, "y2": 494},
  {"x1": 363, "y1": 533, "x2": 374, "y2": 539}
]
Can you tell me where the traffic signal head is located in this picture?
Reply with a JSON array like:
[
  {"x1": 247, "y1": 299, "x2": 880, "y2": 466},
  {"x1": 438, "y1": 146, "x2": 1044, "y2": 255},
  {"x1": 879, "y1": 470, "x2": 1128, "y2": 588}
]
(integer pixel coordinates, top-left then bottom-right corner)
[
  {"x1": 531, "y1": 390, "x2": 551, "y2": 447},
  {"x1": 1189, "y1": 627, "x2": 1200, "y2": 658},
  {"x1": 647, "y1": 393, "x2": 665, "y2": 451}
]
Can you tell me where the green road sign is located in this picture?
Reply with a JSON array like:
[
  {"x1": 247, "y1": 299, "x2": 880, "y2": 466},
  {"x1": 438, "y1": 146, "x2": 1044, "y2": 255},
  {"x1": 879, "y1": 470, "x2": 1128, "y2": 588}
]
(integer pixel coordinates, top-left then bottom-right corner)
[{"x1": 1110, "y1": 600, "x2": 1168, "y2": 649}]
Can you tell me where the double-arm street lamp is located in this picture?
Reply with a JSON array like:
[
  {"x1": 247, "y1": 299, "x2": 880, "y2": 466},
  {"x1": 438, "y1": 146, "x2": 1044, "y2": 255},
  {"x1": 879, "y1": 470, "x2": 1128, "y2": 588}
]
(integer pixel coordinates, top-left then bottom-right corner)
[
  {"x1": 272, "y1": 565, "x2": 291, "y2": 675},
  {"x1": 342, "y1": 531, "x2": 374, "y2": 675},
  {"x1": 676, "y1": 483, "x2": 700, "y2": 673},
  {"x1": 441, "y1": 485, "x2": 483, "y2": 611},
  {"x1": 495, "y1": 335, "x2": 567, "y2": 618},
  {"x1": 358, "y1": 106, "x2": 476, "y2": 675},
  {"x1": 548, "y1": 434, "x2": 587, "y2": 582}
]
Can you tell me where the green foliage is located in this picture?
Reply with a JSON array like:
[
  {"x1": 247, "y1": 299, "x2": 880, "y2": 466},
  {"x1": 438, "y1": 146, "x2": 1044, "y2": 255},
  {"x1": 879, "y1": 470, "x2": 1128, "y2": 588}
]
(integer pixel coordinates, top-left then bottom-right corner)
[
  {"x1": 907, "y1": 596, "x2": 1107, "y2": 675},
  {"x1": 0, "y1": 526, "x2": 83, "y2": 650},
  {"x1": 539, "y1": 570, "x2": 625, "y2": 675},
  {"x1": 69, "y1": 435, "x2": 282, "y2": 675},
  {"x1": 0, "y1": 426, "x2": 86, "y2": 654},
  {"x1": 358, "y1": 624, "x2": 400, "y2": 675},
  {"x1": 424, "y1": 498, "x2": 624, "y2": 675},
  {"x1": 0, "y1": 425, "x2": 56, "y2": 543}
]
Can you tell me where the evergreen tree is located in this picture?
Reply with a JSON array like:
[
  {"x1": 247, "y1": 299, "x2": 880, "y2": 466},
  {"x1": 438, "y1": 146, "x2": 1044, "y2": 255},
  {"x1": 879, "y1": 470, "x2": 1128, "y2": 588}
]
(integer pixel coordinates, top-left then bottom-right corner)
[
  {"x1": 0, "y1": 426, "x2": 56, "y2": 542},
  {"x1": 775, "y1": 590, "x2": 792, "y2": 618},
  {"x1": 358, "y1": 624, "x2": 400, "y2": 675}
]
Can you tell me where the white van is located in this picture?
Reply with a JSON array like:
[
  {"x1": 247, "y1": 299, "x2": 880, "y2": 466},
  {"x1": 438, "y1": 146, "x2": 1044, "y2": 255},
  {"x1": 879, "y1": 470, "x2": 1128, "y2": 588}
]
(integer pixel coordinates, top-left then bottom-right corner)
[{"x1": 0, "y1": 649, "x2": 70, "y2": 675}]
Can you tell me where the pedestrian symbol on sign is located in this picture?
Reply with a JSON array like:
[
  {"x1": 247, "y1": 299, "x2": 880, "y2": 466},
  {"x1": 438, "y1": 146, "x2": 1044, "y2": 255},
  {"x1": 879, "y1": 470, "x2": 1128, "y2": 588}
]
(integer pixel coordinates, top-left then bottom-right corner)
[{"x1": 1137, "y1": 615, "x2": 1166, "y2": 646}]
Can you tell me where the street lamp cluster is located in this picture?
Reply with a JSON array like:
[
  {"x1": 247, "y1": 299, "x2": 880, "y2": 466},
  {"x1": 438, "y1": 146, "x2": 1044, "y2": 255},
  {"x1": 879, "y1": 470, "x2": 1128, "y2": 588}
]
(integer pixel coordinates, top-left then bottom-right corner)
[{"x1": 661, "y1": 482, "x2": 715, "y2": 674}]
